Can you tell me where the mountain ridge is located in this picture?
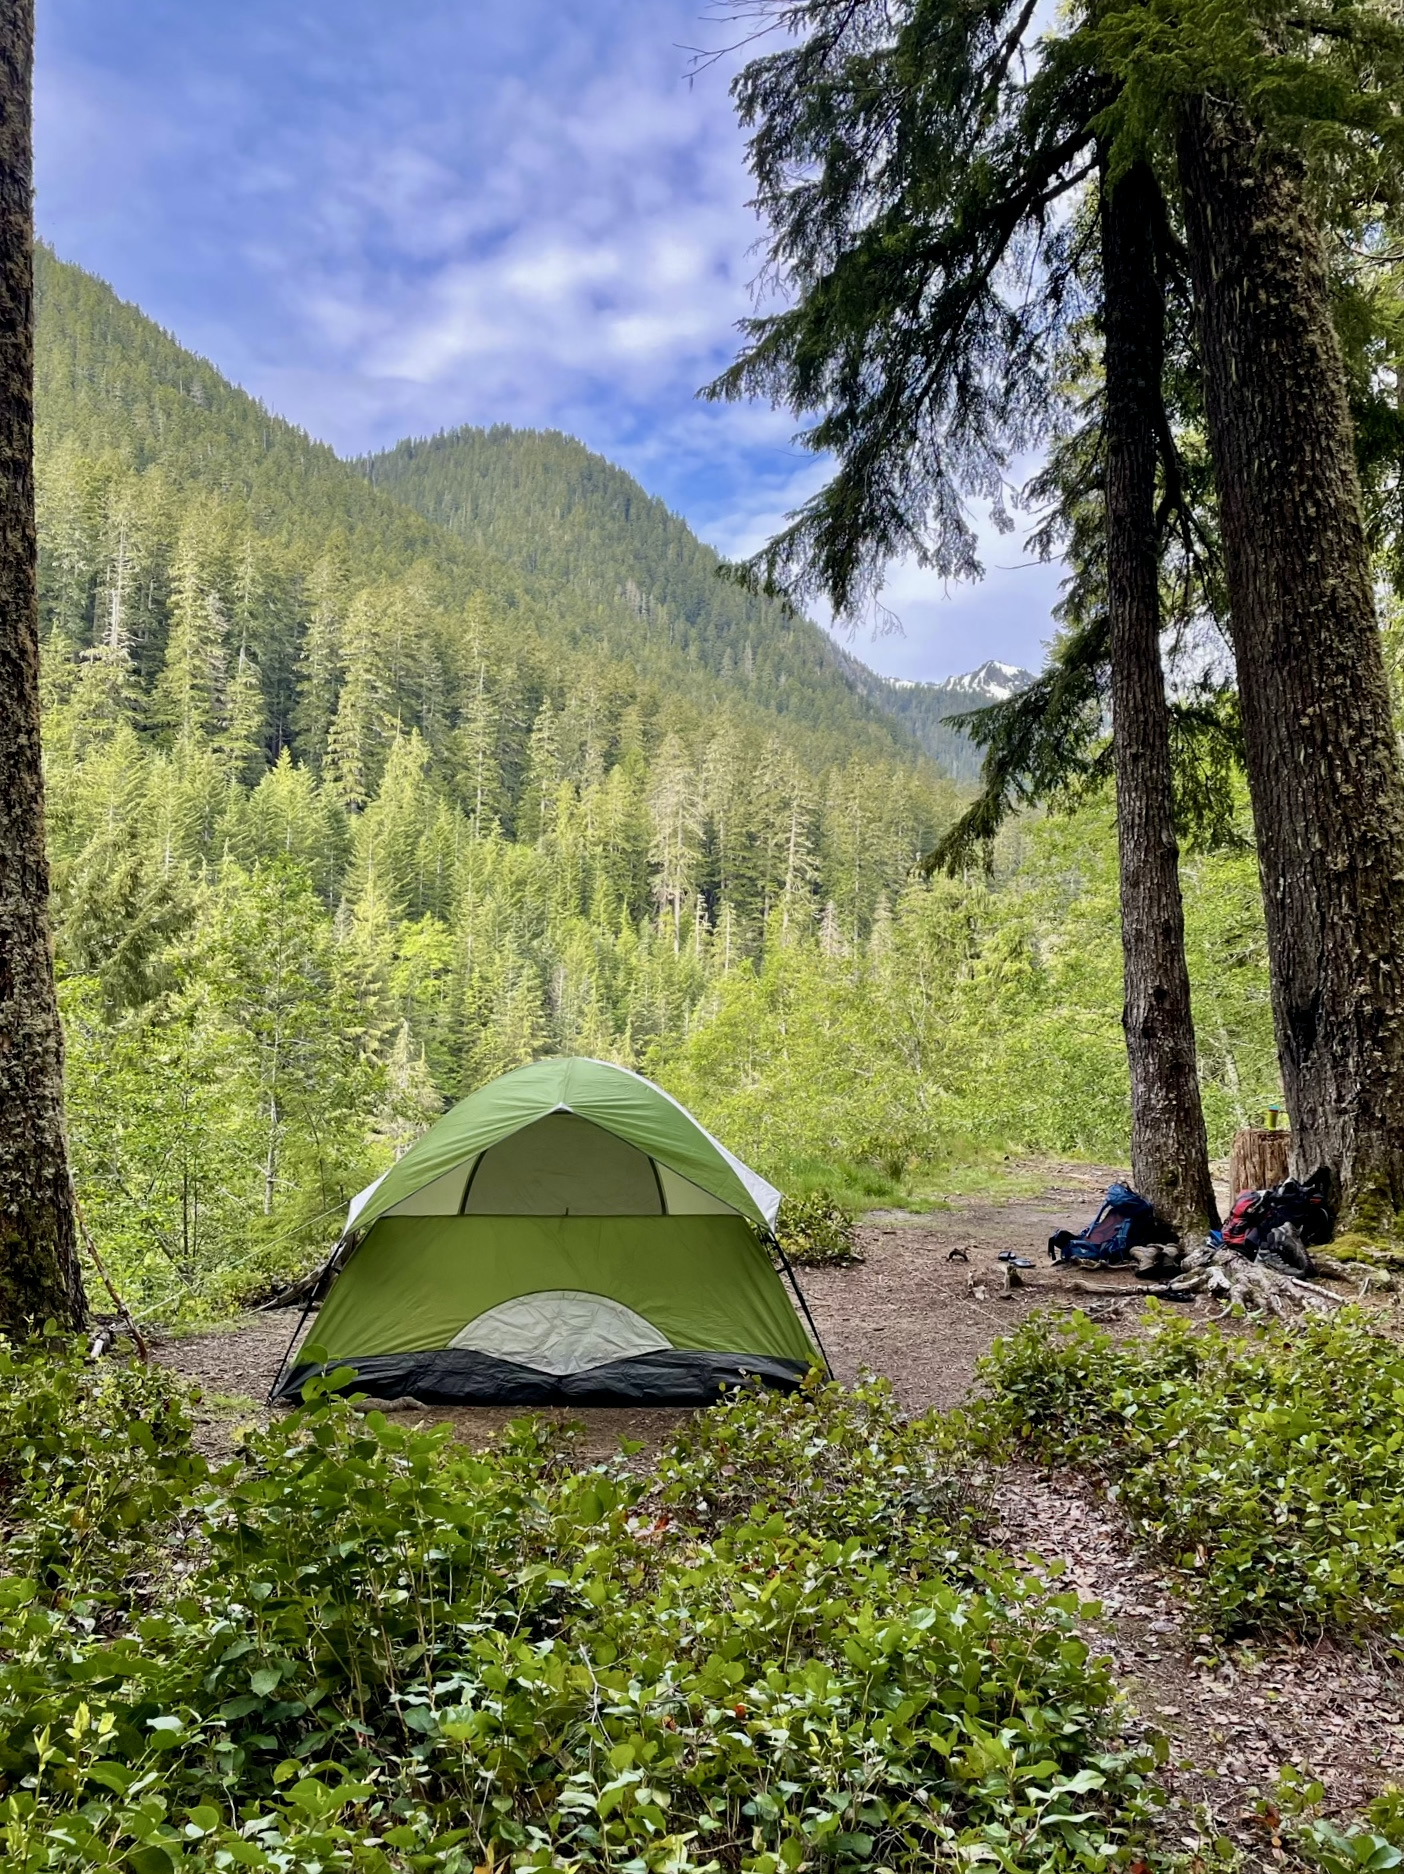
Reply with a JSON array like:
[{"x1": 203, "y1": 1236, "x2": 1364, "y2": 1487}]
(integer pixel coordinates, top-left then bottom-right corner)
[
  {"x1": 357, "y1": 423, "x2": 919, "y2": 758},
  {"x1": 36, "y1": 245, "x2": 1033, "y2": 787},
  {"x1": 35, "y1": 249, "x2": 916, "y2": 770},
  {"x1": 834, "y1": 653, "x2": 1035, "y2": 782}
]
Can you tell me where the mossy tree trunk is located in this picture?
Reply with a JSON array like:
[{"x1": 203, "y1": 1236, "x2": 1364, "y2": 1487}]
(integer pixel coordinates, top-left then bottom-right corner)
[
  {"x1": 1178, "y1": 97, "x2": 1404, "y2": 1224},
  {"x1": 0, "y1": 0, "x2": 86, "y2": 1331},
  {"x1": 1102, "y1": 156, "x2": 1218, "y2": 1234}
]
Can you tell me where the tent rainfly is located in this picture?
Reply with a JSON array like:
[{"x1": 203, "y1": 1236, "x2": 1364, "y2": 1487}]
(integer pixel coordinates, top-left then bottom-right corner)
[{"x1": 272, "y1": 1057, "x2": 824, "y2": 1406}]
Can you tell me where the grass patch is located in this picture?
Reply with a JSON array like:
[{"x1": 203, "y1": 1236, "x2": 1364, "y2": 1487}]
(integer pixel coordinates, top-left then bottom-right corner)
[
  {"x1": 916, "y1": 1152, "x2": 1098, "y2": 1208},
  {"x1": 746, "y1": 1148, "x2": 1109, "y2": 1220},
  {"x1": 771, "y1": 1155, "x2": 910, "y2": 1213}
]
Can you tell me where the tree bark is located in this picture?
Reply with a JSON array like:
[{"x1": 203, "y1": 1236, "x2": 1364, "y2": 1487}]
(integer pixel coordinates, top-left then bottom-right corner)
[
  {"x1": 0, "y1": 0, "x2": 85, "y2": 1331},
  {"x1": 1101, "y1": 157, "x2": 1219, "y2": 1234},
  {"x1": 1178, "y1": 97, "x2": 1404, "y2": 1223}
]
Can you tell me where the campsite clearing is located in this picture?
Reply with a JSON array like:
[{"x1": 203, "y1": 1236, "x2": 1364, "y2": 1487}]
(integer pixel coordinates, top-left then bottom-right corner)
[
  {"x1": 152, "y1": 1161, "x2": 1404, "y2": 1862},
  {"x1": 156, "y1": 1159, "x2": 1122, "y2": 1437}
]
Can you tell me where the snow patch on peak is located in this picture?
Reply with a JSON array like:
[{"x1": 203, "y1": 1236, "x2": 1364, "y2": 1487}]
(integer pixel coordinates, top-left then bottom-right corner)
[{"x1": 934, "y1": 658, "x2": 1037, "y2": 701}]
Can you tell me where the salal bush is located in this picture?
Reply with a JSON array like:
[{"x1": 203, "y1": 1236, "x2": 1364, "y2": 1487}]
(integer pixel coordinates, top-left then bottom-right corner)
[
  {"x1": 772, "y1": 1192, "x2": 860, "y2": 1268},
  {"x1": 974, "y1": 1307, "x2": 1404, "y2": 1641},
  {"x1": 0, "y1": 1349, "x2": 1165, "y2": 1874}
]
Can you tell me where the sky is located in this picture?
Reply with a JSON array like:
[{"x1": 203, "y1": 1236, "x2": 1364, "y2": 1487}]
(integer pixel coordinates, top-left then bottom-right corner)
[{"x1": 34, "y1": 0, "x2": 1065, "y2": 684}]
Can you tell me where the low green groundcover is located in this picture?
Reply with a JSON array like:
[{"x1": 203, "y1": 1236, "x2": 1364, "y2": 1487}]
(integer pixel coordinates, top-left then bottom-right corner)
[{"x1": 0, "y1": 1337, "x2": 1168, "y2": 1874}]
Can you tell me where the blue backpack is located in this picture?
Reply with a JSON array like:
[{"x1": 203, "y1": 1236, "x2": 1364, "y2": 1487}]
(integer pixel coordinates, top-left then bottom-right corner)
[{"x1": 1048, "y1": 1183, "x2": 1158, "y2": 1265}]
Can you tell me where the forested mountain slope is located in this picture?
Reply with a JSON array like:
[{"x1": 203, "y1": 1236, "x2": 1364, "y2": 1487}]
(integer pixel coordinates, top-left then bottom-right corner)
[
  {"x1": 845, "y1": 660, "x2": 1037, "y2": 782},
  {"x1": 37, "y1": 248, "x2": 912, "y2": 768},
  {"x1": 361, "y1": 425, "x2": 909, "y2": 752},
  {"x1": 33, "y1": 246, "x2": 976, "y2": 1314},
  {"x1": 32, "y1": 247, "x2": 1278, "y2": 1327}
]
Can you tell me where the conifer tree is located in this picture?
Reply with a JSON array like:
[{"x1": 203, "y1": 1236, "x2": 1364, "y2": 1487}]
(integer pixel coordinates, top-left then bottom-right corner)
[
  {"x1": 700, "y1": 724, "x2": 746, "y2": 914},
  {"x1": 455, "y1": 638, "x2": 505, "y2": 838},
  {"x1": 521, "y1": 700, "x2": 562, "y2": 846},
  {"x1": 221, "y1": 641, "x2": 266, "y2": 784},
  {"x1": 1178, "y1": 102, "x2": 1404, "y2": 1217},
  {"x1": 648, "y1": 734, "x2": 704, "y2": 950},
  {"x1": 293, "y1": 555, "x2": 345, "y2": 769},
  {"x1": 326, "y1": 588, "x2": 392, "y2": 810},
  {"x1": 74, "y1": 499, "x2": 141, "y2": 733},
  {"x1": 707, "y1": 0, "x2": 1217, "y2": 1226},
  {"x1": 349, "y1": 730, "x2": 432, "y2": 916},
  {"x1": 0, "y1": 0, "x2": 85, "y2": 1331},
  {"x1": 154, "y1": 512, "x2": 229, "y2": 743},
  {"x1": 1099, "y1": 158, "x2": 1216, "y2": 1227},
  {"x1": 1091, "y1": 0, "x2": 1404, "y2": 1216}
]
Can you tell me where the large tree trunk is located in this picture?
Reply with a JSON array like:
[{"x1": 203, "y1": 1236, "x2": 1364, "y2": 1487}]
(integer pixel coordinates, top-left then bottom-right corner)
[
  {"x1": 1178, "y1": 97, "x2": 1404, "y2": 1224},
  {"x1": 0, "y1": 0, "x2": 85, "y2": 1331},
  {"x1": 1101, "y1": 157, "x2": 1218, "y2": 1234}
]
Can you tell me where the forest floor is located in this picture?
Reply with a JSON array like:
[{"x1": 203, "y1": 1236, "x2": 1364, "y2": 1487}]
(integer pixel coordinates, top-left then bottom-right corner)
[
  {"x1": 153, "y1": 1159, "x2": 1404, "y2": 1860},
  {"x1": 153, "y1": 1157, "x2": 1132, "y2": 1434}
]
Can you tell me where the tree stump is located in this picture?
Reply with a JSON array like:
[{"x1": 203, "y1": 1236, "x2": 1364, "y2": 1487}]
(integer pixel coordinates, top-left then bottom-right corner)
[{"x1": 1229, "y1": 1126, "x2": 1291, "y2": 1199}]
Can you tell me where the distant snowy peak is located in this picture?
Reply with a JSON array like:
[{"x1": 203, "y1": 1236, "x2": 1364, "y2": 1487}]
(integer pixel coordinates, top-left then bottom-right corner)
[
  {"x1": 882, "y1": 659, "x2": 1033, "y2": 700},
  {"x1": 862, "y1": 657, "x2": 1036, "y2": 783},
  {"x1": 936, "y1": 658, "x2": 1036, "y2": 702}
]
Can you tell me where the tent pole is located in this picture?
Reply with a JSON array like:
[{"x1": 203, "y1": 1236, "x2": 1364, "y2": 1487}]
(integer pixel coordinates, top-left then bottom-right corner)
[
  {"x1": 766, "y1": 1230, "x2": 834, "y2": 1378},
  {"x1": 266, "y1": 1236, "x2": 346, "y2": 1404}
]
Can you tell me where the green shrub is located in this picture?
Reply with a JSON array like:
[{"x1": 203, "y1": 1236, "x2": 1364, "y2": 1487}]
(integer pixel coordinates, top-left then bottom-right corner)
[
  {"x1": 653, "y1": 1372, "x2": 992, "y2": 1564},
  {"x1": 1275, "y1": 1768, "x2": 1404, "y2": 1874},
  {"x1": 0, "y1": 1346, "x2": 1168, "y2": 1873},
  {"x1": 0, "y1": 1331, "x2": 205, "y2": 1599},
  {"x1": 974, "y1": 1306, "x2": 1404, "y2": 1641},
  {"x1": 774, "y1": 1190, "x2": 861, "y2": 1267}
]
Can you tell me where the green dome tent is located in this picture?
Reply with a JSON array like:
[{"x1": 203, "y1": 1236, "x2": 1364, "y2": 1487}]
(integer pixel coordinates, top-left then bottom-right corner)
[{"x1": 273, "y1": 1058, "x2": 824, "y2": 1405}]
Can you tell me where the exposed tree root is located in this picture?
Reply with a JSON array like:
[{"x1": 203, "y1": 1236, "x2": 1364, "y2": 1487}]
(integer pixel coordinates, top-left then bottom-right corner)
[
  {"x1": 1166, "y1": 1241, "x2": 1344, "y2": 1316},
  {"x1": 1066, "y1": 1278, "x2": 1163, "y2": 1298}
]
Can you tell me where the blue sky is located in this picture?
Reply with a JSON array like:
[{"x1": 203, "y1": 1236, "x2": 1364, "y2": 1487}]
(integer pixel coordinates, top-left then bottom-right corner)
[{"x1": 34, "y1": 0, "x2": 1063, "y2": 683}]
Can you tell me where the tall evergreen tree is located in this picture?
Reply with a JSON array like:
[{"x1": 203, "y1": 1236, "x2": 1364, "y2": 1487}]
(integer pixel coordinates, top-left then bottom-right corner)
[
  {"x1": 325, "y1": 588, "x2": 392, "y2": 811},
  {"x1": 293, "y1": 554, "x2": 345, "y2": 769},
  {"x1": 1086, "y1": 0, "x2": 1404, "y2": 1215},
  {"x1": 707, "y1": 0, "x2": 1218, "y2": 1227},
  {"x1": 1100, "y1": 158, "x2": 1217, "y2": 1227},
  {"x1": 0, "y1": 0, "x2": 85, "y2": 1330},
  {"x1": 1177, "y1": 100, "x2": 1404, "y2": 1217},
  {"x1": 153, "y1": 511, "x2": 228, "y2": 743}
]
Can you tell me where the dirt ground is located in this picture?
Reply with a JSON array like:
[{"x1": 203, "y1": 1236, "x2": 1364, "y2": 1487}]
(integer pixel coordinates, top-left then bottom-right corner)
[
  {"x1": 153, "y1": 1158, "x2": 1131, "y2": 1428},
  {"x1": 151, "y1": 1163, "x2": 1404, "y2": 1855}
]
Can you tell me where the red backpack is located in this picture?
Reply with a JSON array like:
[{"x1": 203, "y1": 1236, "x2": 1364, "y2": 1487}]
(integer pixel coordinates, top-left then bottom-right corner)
[
  {"x1": 1220, "y1": 1172, "x2": 1334, "y2": 1255},
  {"x1": 1220, "y1": 1189, "x2": 1265, "y2": 1250}
]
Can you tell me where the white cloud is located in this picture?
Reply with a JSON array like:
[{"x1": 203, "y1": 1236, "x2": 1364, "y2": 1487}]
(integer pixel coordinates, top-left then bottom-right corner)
[{"x1": 34, "y1": 0, "x2": 1064, "y2": 683}]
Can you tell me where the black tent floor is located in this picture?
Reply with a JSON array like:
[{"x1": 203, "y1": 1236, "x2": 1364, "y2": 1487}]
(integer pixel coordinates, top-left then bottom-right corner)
[{"x1": 274, "y1": 1347, "x2": 811, "y2": 1406}]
